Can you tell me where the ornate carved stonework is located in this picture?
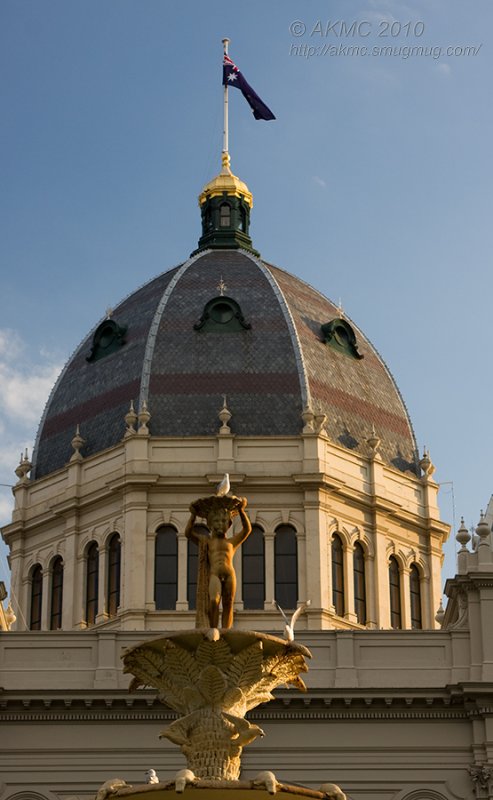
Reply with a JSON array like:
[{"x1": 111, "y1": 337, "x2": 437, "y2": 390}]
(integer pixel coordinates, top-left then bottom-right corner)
[{"x1": 123, "y1": 628, "x2": 311, "y2": 781}]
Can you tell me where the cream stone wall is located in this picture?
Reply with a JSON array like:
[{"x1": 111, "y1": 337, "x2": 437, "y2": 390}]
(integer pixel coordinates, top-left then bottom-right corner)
[
  {"x1": 2, "y1": 427, "x2": 449, "y2": 634},
  {"x1": 0, "y1": 532, "x2": 491, "y2": 799}
]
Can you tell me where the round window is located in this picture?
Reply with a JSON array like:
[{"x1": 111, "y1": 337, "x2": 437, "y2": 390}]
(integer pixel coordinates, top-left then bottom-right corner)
[
  {"x1": 210, "y1": 302, "x2": 235, "y2": 324},
  {"x1": 99, "y1": 325, "x2": 115, "y2": 349},
  {"x1": 334, "y1": 324, "x2": 350, "y2": 346}
]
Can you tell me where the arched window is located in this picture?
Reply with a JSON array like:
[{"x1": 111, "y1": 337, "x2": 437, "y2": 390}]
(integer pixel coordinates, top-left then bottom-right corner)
[
  {"x1": 410, "y1": 563, "x2": 422, "y2": 629},
  {"x1": 155, "y1": 526, "x2": 178, "y2": 610},
  {"x1": 353, "y1": 542, "x2": 366, "y2": 625},
  {"x1": 86, "y1": 542, "x2": 99, "y2": 625},
  {"x1": 107, "y1": 534, "x2": 121, "y2": 617},
  {"x1": 242, "y1": 525, "x2": 265, "y2": 609},
  {"x1": 389, "y1": 556, "x2": 402, "y2": 629},
  {"x1": 332, "y1": 534, "x2": 345, "y2": 617},
  {"x1": 219, "y1": 203, "x2": 231, "y2": 227},
  {"x1": 187, "y1": 524, "x2": 208, "y2": 611},
  {"x1": 30, "y1": 564, "x2": 43, "y2": 630},
  {"x1": 50, "y1": 557, "x2": 63, "y2": 630},
  {"x1": 274, "y1": 525, "x2": 298, "y2": 609}
]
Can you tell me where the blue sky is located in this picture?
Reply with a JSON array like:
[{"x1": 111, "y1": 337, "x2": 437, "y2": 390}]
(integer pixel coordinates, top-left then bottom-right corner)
[{"x1": 1, "y1": 0, "x2": 491, "y2": 592}]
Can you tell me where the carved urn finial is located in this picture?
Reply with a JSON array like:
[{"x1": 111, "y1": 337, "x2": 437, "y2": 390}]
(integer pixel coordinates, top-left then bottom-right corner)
[
  {"x1": 15, "y1": 448, "x2": 32, "y2": 483},
  {"x1": 419, "y1": 447, "x2": 435, "y2": 478},
  {"x1": 435, "y1": 601, "x2": 445, "y2": 627},
  {"x1": 124, "y1": 399, "x2": 138, "y2": 437},
  {"x1": 301, "y1": 406, "x2": 315, "y2": 433},
  {"x1": 366, "y1": 424, "x2": 381, "y2": 459},
  {"x1": 70, "y1": 425, "x2": 86, "y2": 462},
  {"x1": 476, "y1": 511, "x2": 490, "y2": 545},
  {"x1": 456, "y1": 517, "x2": 471, "y2": 551},
  {"x1": 218, "y1": 395, "x2": 232, "y2": 434},
  {"x1": 138, "y1": 400, "x2": 151, "y2": 434}
]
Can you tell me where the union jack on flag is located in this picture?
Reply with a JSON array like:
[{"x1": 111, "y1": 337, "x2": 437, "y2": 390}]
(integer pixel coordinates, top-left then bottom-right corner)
[{"x1": 222, "y1": 54, "x2": 276, "y2": 121}]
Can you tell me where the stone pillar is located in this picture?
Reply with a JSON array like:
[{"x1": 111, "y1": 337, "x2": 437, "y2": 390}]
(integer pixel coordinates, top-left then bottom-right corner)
[
  {"x1": 146, "y1": 531, "x2": 157, "y2": 610},
  {"x1": 401, "y1": 566, "x2": 411, "y2": 629},
  {"x1": 41, "y1": 565, "x2": 51, "y2": 630},
  {"x1": 121, "y1": 487, "x2": 148, "y2": 628},
  {"x1": 176, "y1": 533, "x2": 188, "y2": 611},
  {"x1": 62, "y1": 526, "x2": 78, "y2": 629},
  {"x1": 96, "y1": 544, "x2": 108, "y2": 624},
  {"x1": 344, "y1": 543, "x2": 356, "y2": 623},
  {"x1": 304, "y1": 499, "x2": 329, "y2": 613},
  {"x1": 365, "y1": 553, "x2": 377, "y2": 628},
  {"x1": 233, "y1": 546, "x2": 243, "y2": 610},
  {"x1": 297, "y1": 530, "x2": 307, "y2": 606},
  {"x1": 264, "y1": 532, "x2": 275, "y2": 611},
  {"x1": 373, "y1": 524, "x2": 391, "y2": 628}
]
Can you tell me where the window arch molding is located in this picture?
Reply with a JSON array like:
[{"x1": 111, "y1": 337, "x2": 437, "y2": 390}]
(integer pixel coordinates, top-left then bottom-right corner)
[
  {"x1": 78, "y1": 532, "x2": 103, "y2": 559},
  {"x1": 395, "y1": 790, "x2": 448, "y2": 800},
  {"x1": 6, "y1": 792, "x2": 56, "y2": 800},
  {"x1": 327, "y1": 522, "x2": 351, "y2": 549}
]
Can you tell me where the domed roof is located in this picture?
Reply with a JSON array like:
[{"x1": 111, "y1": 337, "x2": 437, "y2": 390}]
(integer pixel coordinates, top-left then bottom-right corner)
[{"x1": 33, "y1": 249, "x2": 418, "y2": 479}]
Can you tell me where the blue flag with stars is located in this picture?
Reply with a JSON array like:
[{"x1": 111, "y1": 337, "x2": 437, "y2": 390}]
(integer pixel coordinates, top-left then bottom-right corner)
[{"x1": 223, "y1": 54, "x2": 276, "y2": 121}]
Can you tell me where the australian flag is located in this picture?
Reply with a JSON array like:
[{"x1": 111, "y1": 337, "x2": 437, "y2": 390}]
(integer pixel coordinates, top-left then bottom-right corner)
[{"x1": 223, "y1": 54, "x2": 276, "y2": 121}]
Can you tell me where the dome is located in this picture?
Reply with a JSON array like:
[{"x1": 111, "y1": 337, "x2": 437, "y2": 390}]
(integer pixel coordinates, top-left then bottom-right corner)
[{"x1": 33, "y1": 248, "x2": 418, "y2": 479}]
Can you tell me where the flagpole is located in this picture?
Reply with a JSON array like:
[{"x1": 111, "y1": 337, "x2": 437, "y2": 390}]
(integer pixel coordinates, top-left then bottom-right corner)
[{"x1": 222, "y1": 37, "x2": 230, "y2": 168}]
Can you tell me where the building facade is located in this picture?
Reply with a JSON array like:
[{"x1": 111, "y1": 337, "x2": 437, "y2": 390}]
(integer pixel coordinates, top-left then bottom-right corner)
[{"x1": 1, "y1": 157, "x2": 491, "y2": 800}]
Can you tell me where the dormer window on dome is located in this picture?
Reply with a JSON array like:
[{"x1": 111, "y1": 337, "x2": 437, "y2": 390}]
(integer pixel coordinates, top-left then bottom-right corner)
[
  {"x1": 87, "y1": 318, "x2": 127, "y2": 363},
  {"x1": 194, "y1": 296, "x2": 251, "y2": 333},
  {"x1": 321, "y1": 318, "x2": 363, "y2": 360}
]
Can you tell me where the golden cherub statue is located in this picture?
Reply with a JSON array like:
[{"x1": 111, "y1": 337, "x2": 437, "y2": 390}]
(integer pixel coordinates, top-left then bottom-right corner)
[{"x1": 185, "y1": 494, "x2": 252, "y2": 629}]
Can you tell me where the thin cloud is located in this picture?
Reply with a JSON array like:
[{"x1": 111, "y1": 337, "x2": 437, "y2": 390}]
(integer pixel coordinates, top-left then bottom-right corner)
[
  {"x1": 0, "y1": 329, "x2": 62, "y2": 426},
  {"x1": 312, "y1": 176, "x2": 327, "y2": 189}
]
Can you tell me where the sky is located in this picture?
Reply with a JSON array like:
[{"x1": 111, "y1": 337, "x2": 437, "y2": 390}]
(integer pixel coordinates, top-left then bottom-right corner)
[{"x1": 0, "y1": 0, "x2": 491, "y2": 594}]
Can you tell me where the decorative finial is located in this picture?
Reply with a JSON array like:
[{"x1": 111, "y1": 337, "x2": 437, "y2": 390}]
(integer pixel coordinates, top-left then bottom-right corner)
[
  {"x1": 70, "y1": 424, "x2": 86, "y2": 462},
  {"x1": 337, "y1": 298, "x2": 344, "y2": 318},
  {"x1": 314, "y1": 412, "x2": 327, "y2": 435},
  {"x1": 435, "y1": 601, "x2": 445, "y2": 627},
  {"x1": 366, "y1": 424, "x2": 381, "y2": 459},
  {"x1": 221, "y1": 150, "x2": 232, "y2": 174},
  {"x1": 419, "y1": 447, "x2": 435, "y2": 478},
  {"x1": 476, "y1": 510, "x2": 490, "y2": 544},
  {"x1": 218, "y1": 395, "x2": 232, "y2": 434},
  {"x1": 15, "y1": 449, "x2": 32, "y2": 483},
  {"x1": 124, "y1": 400, "x2": 138, "y2": 437},
  {"x1": 456, "y1": 517, "x2": 471, "y2": 551},
  {"x1": 301, "y1": 406, "x2": 315, "y2": 433},
  {"x1": 138, "y1": 400, "x2": 151, "y2": 434},
  {"x1": 217, "y1": 277, "x2": 228, "y2": 296},
  {"x1": 105, "y1": 307, "x2": 113, "y2": 320}
]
